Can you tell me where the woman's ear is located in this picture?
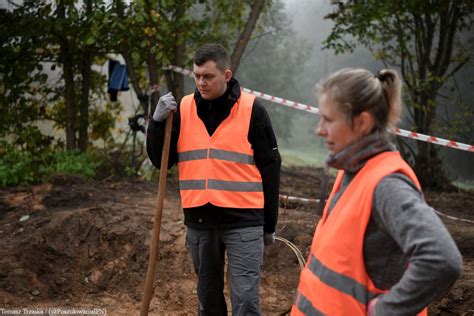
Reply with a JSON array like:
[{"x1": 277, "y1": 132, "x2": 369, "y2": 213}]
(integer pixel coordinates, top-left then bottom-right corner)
[{"x1": 354, "y1": 111, "x2": 375, "y2": 136}]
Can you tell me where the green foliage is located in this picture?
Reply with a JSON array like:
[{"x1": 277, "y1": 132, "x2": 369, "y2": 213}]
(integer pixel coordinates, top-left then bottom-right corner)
[
  {"x1": 0, "y1": 1, "x2": 53, "y2": 147},
  {"x1": 434, "y1": 86, "x2": 474, "y2": 143},
  {"x1": 1, "y1": 0, "x2": 279, "y2": 185},
  {"x1": 0, "y1": 0, "x2": 116, "y2": 151},
  {"x1": 91, "y1": 140, "x2": 143, "y2": 178},
  {"x1": 0, "y1": 0, "x2": 272, "y2": 151},
  {"x1": 0, "y1": 149, "x2": 37, "y2": 187},
  {"x1": 0, "y1": 146, "x2": 98, "y2": 187},
  {"x1": 109, "y1": 0, "x2": 254, "y2": 84},
  {"x1": 324, "y1": 0, "x2": 474, "y2": 187},
  {"x1": 42, "y1": 150, "x2": 99, "y2": 179},
  {"x1": 89, "y1": 102, "x2": 124, "y2": 143},
  {"x1": 324, "y1": 0, "x2": 473, "y2": 119}
]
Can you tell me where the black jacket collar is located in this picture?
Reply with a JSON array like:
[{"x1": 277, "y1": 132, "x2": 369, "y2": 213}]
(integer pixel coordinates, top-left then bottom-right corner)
[{"x1": 192, "y1": 78, "x2": 242, "y2": 136}]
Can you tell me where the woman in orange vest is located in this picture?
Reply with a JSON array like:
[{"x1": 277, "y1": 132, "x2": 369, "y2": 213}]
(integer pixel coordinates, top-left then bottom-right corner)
[{"x1": 291, "y1": 68, "x2": 463, "y2": 315}]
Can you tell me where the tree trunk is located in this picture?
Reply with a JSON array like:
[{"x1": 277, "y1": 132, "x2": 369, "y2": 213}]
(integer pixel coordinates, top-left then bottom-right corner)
[
  {"x1": 58, "y1": 2, "x2": 76, "y2": 150},
  {"x1": 62, "y1": 49, "x2": 77, "y2": 150},
  {"x1": 123, "y1": 52, "x2": 149, "y2": 114},
  {"x1": 147, "y1": 52, "x2": 160, "y2": 114},
  {"x1": 402, "y1": 5, "x2": 462, "y2": 190},
  {"x1": 78, "y1": 0, "x2": 93, "y2": 152},
  {"x1": 78, "y1": 50, "x2": 91, "y2": 152},
  {"x1": 115, "y1": 1, "x2": 148, "y2": 116},
  {"x1": 230, "y1": 0, "x2": 266, "y2": 73},
  {"x1": 413, "y1": 92, "x2": 453, "y2": 190},
  {"x1": 144, "y1": 0, "x2": 161, "y2": 114},
  {"x1": 170, "y1": 0, "x2": 185, "y2": 102}
]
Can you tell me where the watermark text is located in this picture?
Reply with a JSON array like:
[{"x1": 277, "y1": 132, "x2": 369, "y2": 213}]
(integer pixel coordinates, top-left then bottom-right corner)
[{"x1": 0, "y1": 308, "x2": 106, "y2": 315}]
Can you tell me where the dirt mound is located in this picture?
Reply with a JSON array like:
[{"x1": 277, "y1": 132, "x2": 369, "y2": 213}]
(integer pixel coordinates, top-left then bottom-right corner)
[{"x1": 0, "y1": 205, "x2": 149, "y2": 302}]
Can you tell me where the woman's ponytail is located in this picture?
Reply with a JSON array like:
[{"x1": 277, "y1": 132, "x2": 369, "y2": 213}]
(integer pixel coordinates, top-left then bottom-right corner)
[{"x1": 375, "y1": 69, "x2": 402, "y2": 131}]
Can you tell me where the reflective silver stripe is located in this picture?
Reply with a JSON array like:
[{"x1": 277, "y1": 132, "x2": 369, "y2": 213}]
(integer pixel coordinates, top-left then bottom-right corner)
[
  {"x1": 296, "y1": 291, "x2": 325, "y2": 316},
  {"x1": 178, "y1": 149, "x2": 208, "y2": 162},
  {"x1": 308, "y1": 255, "x2": 377, "y2": 305},
  {"x1": 208, "y1": 179, "x2": 263, "y2": 192},
  {"x1": 209, "y1": 148, "x2": 255, "y2": 164},
  {"x1": 179, "y1": 179, "x2": 206, "y2": 190}
]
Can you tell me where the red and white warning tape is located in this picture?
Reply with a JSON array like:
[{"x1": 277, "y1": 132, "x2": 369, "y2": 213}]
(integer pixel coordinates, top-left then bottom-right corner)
[
  {"x1": 434, "y1": 210, "x2": 474, "y2": 224},
  {"x1": 279, "y1": 194, "x2": 319, "y2": 204},
  {"x1": 278, "y1": 194, "x2": 474, "y2": 224},
  {"x1": 393, "y1": 129, "x2": 474, "y2": 152},
  {"x1": 166, "y1": 65, "x2": 474, "y2": 153}
]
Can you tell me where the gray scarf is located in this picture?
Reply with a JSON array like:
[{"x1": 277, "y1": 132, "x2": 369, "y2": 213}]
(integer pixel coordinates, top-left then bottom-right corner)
[
  {"x1": 317, "y1": 131, "x2": 396, "y2": 215},
  {"x1": 325, "y1": 131, "x2": 396, "y2": 173}
]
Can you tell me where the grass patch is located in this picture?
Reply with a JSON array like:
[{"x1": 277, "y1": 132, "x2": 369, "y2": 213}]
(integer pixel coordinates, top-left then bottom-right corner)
[
  {"x1": 280, "y1": 146, "x2": 328, "y2": 168},
  {"x1": 0, "y1": 149, "x2": 99, "y2": 187}
]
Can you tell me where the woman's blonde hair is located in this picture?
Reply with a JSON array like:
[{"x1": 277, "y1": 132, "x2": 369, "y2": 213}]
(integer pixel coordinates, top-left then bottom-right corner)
[{"x1": 316, "y1": 68, "x2": 402, "y2": 131}]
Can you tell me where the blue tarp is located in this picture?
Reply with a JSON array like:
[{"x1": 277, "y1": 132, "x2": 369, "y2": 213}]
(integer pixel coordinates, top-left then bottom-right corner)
[{"x1": 108, "y1": 59, "x2": 129, "y2": 101}]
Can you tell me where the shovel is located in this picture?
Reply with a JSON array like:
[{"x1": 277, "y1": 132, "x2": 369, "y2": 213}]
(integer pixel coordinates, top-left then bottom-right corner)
[{"x1": 140, "y1": 112, "x2": 174, "y2": 316}]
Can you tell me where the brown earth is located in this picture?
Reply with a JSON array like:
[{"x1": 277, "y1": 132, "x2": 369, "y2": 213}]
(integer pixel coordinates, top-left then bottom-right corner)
[{"x1": 0, "y1": 166, "x2": 473, "y2": 315}]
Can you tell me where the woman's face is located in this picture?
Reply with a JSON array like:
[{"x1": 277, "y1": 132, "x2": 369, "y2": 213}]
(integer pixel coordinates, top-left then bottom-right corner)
[{"x1": 316, "y1": 93, "x2": 369, "y2": 155}]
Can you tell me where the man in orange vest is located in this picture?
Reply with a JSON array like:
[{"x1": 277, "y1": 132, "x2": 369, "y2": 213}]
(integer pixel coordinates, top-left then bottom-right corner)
[{"x1": 147, "y1": 43, "x2": 281, "y2": 315}]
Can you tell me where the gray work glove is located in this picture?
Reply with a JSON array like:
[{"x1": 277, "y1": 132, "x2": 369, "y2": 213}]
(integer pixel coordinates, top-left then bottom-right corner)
[
  {"x1": 152, "y1": 92, "x2": 177, "y2": 122},
  {"x1": 264, "y1": 232, "x2": 275, "y2": 246}
]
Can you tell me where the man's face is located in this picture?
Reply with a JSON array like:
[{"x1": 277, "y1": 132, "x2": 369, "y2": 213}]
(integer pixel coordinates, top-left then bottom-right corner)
[{"x1": 193, "y1": 61, "x2": 232, "y2": 101}]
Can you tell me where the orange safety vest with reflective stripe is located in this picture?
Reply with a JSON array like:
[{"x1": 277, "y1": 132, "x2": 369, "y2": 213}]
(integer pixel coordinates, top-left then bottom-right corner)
[
  {"x1": 176, "y1": 92, "x2": 264, "y2": 209},
  {"x1": 291, "y1": 151, "x2": 428, "y2": 316}
]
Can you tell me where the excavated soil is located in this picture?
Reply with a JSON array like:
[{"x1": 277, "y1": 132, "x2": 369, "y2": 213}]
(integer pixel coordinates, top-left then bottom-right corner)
[{"x1": 0, "y1": 166, "x2": 473, "y2": 315}]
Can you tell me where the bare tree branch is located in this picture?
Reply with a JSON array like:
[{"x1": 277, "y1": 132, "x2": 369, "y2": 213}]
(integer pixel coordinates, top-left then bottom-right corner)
[{"x1": 230, "y1": 0, "x2": 266, "y2": 73}]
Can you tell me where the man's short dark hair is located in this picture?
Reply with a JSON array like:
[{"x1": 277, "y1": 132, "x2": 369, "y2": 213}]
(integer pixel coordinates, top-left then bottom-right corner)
[{"x1": 194, "y1": 43, "x2": 231, "y2": 72}]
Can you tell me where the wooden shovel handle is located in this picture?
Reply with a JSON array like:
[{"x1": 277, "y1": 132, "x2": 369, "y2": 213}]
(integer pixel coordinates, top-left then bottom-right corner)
[{"x1": 140, "y1": 112, "x2": 174, "y2": 316}]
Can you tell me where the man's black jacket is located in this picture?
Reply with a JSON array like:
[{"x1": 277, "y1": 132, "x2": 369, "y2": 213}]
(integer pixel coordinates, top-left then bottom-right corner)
[{"x1": 146, "y1": 78, "x2": 281, "y2": 233}]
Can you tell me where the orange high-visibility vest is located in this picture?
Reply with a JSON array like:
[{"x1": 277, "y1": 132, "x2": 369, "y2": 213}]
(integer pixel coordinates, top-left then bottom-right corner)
[
  {"x1": 176, "y1": 92, "x2": 264, "y2": 209},
  {"x1": 291, "y1": 151, "x2": 428, "y2": 316}
]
